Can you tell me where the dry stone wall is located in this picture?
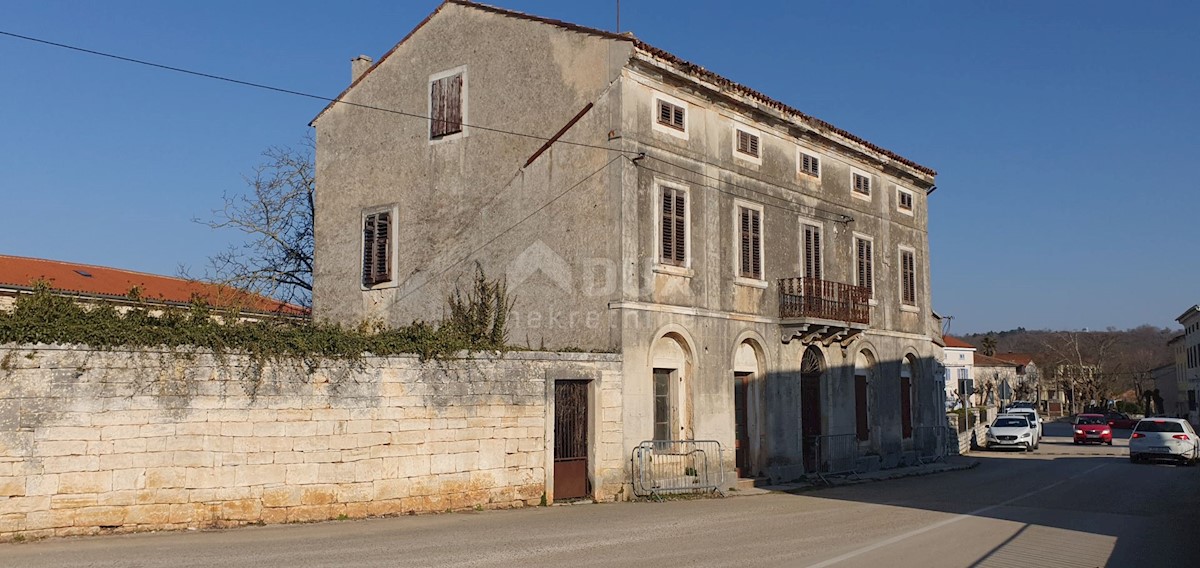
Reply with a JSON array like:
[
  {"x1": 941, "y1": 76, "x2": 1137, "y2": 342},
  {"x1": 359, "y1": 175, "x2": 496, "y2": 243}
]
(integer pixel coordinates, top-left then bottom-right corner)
[{"x1": 0, "y1": 345, "x2": 622, "y2": 540}]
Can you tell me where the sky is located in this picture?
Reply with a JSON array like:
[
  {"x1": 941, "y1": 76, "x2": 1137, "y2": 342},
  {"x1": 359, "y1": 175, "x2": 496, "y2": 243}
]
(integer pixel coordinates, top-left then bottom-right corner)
[{"x1": 2, "y1": 0, "x2": 1198, "y2": 334}]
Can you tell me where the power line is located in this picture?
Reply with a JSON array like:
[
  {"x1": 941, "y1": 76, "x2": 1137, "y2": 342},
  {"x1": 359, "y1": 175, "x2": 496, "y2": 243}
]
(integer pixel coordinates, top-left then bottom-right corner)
[
  {"x1": 387, "y1": 155, "x2": 625, "y2": 306},
  {"x1": 0, "y1": 29, "x2": 635, "y2": 156},
  {"x1": 633, "y1": 159, "x2": 852, "y2": 225}
]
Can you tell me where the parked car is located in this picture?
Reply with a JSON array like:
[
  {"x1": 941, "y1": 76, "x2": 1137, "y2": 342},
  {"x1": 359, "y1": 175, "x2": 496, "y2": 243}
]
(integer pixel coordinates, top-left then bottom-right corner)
[
  {"x1": 1073, "y1": 414, "x2": 1112, "y2": 445},
  {"x1": 1105, "y1": 412, "x2": 1138, "y2": 430},
  {"x1": 986, "y1": 415, "x2": 1037, "y2": 452},
  {"x1": 1003, "y1": 407, "x2": 1042, "y2": 444},
  {"x1": 1129, "y1": 418, "x2": 1199, "y2": 465},
  {"x1": 1009, "y1": 401, "x2": 1037, "y2": 410}
]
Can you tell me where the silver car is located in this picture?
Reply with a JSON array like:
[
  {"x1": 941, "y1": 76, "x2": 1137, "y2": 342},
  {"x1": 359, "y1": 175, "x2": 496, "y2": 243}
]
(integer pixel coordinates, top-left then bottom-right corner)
[{"x1": 1129, "y1": 418, "x2": 1199, "y2": 465}]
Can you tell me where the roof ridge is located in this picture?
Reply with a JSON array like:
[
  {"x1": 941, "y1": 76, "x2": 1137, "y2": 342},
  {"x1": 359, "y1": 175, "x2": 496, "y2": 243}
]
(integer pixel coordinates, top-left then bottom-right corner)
[{"x1": 0, "y1": 254, "x2": 190, "y2": 282}]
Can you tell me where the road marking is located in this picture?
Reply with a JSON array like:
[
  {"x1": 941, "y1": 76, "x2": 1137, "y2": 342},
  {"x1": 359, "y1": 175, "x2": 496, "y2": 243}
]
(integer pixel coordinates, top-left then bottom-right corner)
[{"x1": 804, "y1": 462, "x2": 1109, "y2": 568}]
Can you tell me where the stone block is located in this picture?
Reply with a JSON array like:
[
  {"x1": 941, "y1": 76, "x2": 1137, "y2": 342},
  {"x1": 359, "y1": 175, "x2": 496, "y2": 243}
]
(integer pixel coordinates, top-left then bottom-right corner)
[
  {"x1": 140, "y1": 424, "x2": 176, "y2": 438},
  {"x1": 337, "y1": 482, "x2": 373, "y2": 503},
  {"x1": 144, "y1": 467, "x2": 185, "y2": 489},
  {"x1": 293, "y1": 436, "x2": 331, "y2": 452},
  {"x1": 300, "y1": 486, "x2": 337, "y2": 505},
  {"x1": 286, "y1": 463, "x2": 319, "y2": 486},
  {"x1": 25, "y1": 509, "x2": 75, "y2": 531},
  {"x1": 353, "y1": 459, "x2": 384, "y2": 483},
  {"x1": 221, "y1": 422, "x2": 255, "y2": 438},
  {"x1": 235, "y1": 464, "x2": 287, "y2": 487},
  {"x1": 100, "y1": 425, "x2": 141, "y2": 440},
  {"x1": 111, "y1": 438, "x2": 149, "y2": 454},
  {"x1": 59, "y1": 471, "x2": 112, "y2": 494},
  {"x1": 111, "y1": 468, "x2": 144, "y2": 491},
  {"x1": 478, "y1": 439, "x2": 506, "y2": 470},
  {"x1": 0, "y1": 496, "x2": 49, "y2": 515},
  {"x1": 41, "y1": 455, "x2": 99, "y2": 474},
  {"x1": 35, "y1": 426, "x2": 101, "y2": 442},
  {"x1": 454, "y1": 452, "x2": 480, "y2": 473},
  {"x1": 220, "y1": 499, "x2": 261, "y2": 521},
  {"x1": 72, "y1": 506, "x2": 126, "y2": 527},
  {"x1": 97, "y1": 490, "x2": 138, "y2": 506},
  {"x1": 396, "y1": 455, "x2": 431, "y2": 478},
  {"x1": 168, "y1": 503, "x2": 206, "y2": 524},
  {"x1": 262, "y1": 486, "x2": 302, "y2": 508},
  {"x1": 260, "y1": 507, "x2": 287, "y2": 525},
  {"x1": 430, "y1": 453, "x2": 456, "y2": 475},
  {"x1": 0, "y1": 476, "x2": 25, "y2": 497},
  {"x1": 98, "y1": 453, "x2": 135, "y2": 471},
  {"x1": 36, "y1": 440, "x2": 89, "y2": 456},
  {"x1": 125, "y1": 504, "x2": 171, "y2": 526},
  {"x1": 316, "y1": 462, "x2": 355, "y2": 484},
  {"x1": 286, "y1": 504, "x2": 331, "y2": 523},
  {"x1": 246, "y1": 452, "x2": 276, "y2": 465},
  {"x1": 173, "y1": 451, "x2": 213, "y2": 468}
]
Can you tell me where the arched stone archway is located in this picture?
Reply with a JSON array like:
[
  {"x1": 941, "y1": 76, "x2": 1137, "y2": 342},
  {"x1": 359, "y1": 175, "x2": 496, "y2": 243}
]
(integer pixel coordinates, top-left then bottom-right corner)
[
  {"x1": 650, "y1": 332, "x2": 694, "y2": 441},
  {"x1": 733, "y1": 339, "x2": 766, "y2": 477}
]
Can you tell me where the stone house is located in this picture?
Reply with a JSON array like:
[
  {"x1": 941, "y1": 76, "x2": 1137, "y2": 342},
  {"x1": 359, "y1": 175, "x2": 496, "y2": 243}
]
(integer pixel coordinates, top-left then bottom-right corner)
[
  {"x1": 311, "y1": 0, "x2": 941, "y2": 490},
  {"x1": 988, "y1": 352, "x2": 1041, "y2": 403},
  {"x1": 972, "y1": 353, "x2": 1019, "y2": 409},
  {"x1": 1175, "y1": 307, "x2": 1200, "y2": 427}
]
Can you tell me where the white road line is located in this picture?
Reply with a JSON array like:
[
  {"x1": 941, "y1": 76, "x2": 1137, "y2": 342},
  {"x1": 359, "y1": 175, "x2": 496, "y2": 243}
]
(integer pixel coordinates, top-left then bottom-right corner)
[{"x1": 804, "y1": 462, "x2": 1109, "y2": 568}]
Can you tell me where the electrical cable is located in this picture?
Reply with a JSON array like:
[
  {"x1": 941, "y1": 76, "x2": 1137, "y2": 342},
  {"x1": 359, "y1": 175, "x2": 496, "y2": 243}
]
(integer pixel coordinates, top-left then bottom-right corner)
[{"x1": 0, "y1": 29, "x2": 638, "y2": 156}]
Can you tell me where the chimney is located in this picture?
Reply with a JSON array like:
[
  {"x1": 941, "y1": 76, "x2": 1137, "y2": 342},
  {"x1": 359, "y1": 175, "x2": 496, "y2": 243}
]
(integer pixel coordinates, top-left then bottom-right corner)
[{"x1": 351, "y1": 55, "x2": 373, "y2": 83}]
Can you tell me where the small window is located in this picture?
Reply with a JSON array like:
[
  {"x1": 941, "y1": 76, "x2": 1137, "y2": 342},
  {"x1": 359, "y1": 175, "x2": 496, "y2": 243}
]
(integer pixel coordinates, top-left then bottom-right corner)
[
  {"x1": 898, "y1": 188, "x2": 914, "y2": 212},
  {"x1": 736, "y1": 129, "x2": 760, "y2": 158},
  {"x1": 853, "y1": 172, "x2": 872, "y2": 196},
  {"x1": 855, "y1": 236, "x2": 873, "y2": 297},
  {"x1": 362, "y1": 211, "x2": 393, "y2": 286},
  {"x1": 657, "y1": 100, "x2": 685, "y2": 131},
  {"x1": 799, "y1": 151, "x2": 820, "y2": 177},
  {"x1": 660, "y1": 185, "x2": 687, "y2": 267},
  {"x1": 430, "y1": 72, "x2": 464, "y2": 139},
  {"x1": 900, "y1": 249, "x2": 916, "y2": 305},
  {"x1": 738, "y1": 205, "x2": 763, "y2": 280}
]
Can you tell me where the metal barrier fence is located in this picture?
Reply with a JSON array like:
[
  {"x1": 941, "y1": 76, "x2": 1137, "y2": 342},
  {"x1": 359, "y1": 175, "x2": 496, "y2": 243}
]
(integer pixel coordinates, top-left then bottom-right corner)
[
  {"x1": 913, "y1": 426, "x2": 954, "y2": 464},
  {"x1": 813, "y1": 433, "x2": 860, "y2": 484},
  {"x1": 631, "y1": 440, "x2": 725, "y2": 498}
]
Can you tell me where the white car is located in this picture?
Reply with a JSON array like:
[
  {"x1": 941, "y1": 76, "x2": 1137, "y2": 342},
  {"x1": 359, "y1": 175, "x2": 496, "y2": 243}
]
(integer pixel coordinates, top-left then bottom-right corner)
[
  {"x1": 1129, "y1": 418, "x2": 1199, "y2": 465},
  {"x1": 1002, "y1": 407, "x2": 1043, "y2": 445},
  {"x1": 986, "y1": 414, "x2": 1037, "y2": 452}
]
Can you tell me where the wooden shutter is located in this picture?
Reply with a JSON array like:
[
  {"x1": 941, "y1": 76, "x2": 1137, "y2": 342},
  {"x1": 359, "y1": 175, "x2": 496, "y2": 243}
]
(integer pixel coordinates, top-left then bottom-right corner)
[
  {"x1": 803, "y1": 223, "x2": 821, "y2": 280},
  {"x1": 362, "y1": 212, "x2": 392, "y2": 286},
  {"x1": 901, "y1": 250, "x2": 915, "y2": 304},
  {"x1": 737, "y1": 130, "x2": 759, "y2": 157},
  {"x1": 855, "y1": 375, "x2": 869, "y2": 441},
  {"x1": 856, "y1": 238, "x2": 873, "y2": 295},
  {"x1": 660, "y1": 188, "x2": 686, "y2": 266},
  {"x1": 900, "y1": 377, "x2": 913, "y2": 439},
  {"x1": 801, "y1": 153, "x2": 820, "y2": 176},
  {"x1": 430, "y1": 74, "x2": 463, "y2": 138},
  {"x1": 854, "y1": 173, "x2": 870, "y2": 195},
  {"x1": 740, "y1": 207, "x2": 761, "y2": 279},
  {"x1": 658, "y1": 101, "x2": 685, "y2": 130},
  {"x1": 673, "y1": 192, "x2": 686, "y2": 265}
]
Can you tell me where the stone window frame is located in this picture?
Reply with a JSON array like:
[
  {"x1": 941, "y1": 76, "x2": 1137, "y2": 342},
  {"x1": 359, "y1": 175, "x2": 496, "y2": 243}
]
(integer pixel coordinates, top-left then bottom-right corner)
[
  {"x1": 798, "y1": 147, "x2": 821, "y2": 180},
  {"x1": 851, "y1": 168, "x2": 873, "y2": 201},
  {"x1": 733, "y1": 199, "x2": 767, "y2": 288},
  {"x1": 853, "y1": 232, "x2": 875, "y2": 303},
  {"x1": 732, "y1": 123, "x2": 763, "y2": 165},
  {"x1": 653, "y1": 179, "x2": 693, "y2": 277},
  {"x1": 651, "y1": 91, "x2": 690, "y2": 140},
  {"x1": 799, "y1": 217, "x2": 824, "y2": 281},
  {"x1": 898, "y1": 244, "x2": 918, "y2": 311},
  {"x1": 896, "y1": 185, "x2": 915, "y2": 215}
]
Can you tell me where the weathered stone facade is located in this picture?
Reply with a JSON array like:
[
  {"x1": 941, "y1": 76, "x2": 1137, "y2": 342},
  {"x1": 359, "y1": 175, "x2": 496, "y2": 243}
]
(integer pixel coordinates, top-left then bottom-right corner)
[
  {"x1": 312, "y1": 1, "x2": 942, "y2": 486},
  {"x1": 0, "y1": 344, "x2": 621, "y2": 541}
]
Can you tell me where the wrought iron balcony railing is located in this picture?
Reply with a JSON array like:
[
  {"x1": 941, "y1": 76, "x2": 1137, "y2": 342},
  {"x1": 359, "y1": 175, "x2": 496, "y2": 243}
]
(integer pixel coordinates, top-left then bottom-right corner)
[{"x1": 778, "y1": 277, "x2": 870, "y2": 324}]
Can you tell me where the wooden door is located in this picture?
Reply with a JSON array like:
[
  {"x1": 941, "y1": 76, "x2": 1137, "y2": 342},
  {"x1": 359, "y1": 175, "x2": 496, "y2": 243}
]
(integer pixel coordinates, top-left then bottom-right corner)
[{"x1": 734, "y1": 372, "x2": 752, "y2": 477}]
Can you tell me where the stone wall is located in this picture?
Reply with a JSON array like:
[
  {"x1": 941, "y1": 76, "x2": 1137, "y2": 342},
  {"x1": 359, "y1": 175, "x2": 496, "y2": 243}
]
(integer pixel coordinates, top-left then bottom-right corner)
[{"x1": 0, "y1": 345, "x2": 622, "y2": 540}]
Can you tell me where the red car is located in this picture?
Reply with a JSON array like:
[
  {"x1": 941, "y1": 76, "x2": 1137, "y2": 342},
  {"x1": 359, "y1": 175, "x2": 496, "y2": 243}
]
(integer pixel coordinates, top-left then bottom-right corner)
[
  {"x1": 1105, "y1": 412, "x2": 1138, "y2": 430},
  {"x1": 1074, "y1": 414, "x2": 1113, "y2": 445}
]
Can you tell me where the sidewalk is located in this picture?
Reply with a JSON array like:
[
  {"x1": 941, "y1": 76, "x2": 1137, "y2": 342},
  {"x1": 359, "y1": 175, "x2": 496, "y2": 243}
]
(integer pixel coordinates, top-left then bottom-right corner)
[{"x1": 732, "y1": 455, "x2": 980, "y2": 496}]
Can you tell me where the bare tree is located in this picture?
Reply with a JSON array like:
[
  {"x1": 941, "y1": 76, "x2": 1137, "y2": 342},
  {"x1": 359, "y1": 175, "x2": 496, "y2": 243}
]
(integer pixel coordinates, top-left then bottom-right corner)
[
  {"x1": 1041, "y1": 331, "x2": 1119, "y2": 414},
  {"x1": 193, "y1": 135, "x2": 314, "y2": 308}
]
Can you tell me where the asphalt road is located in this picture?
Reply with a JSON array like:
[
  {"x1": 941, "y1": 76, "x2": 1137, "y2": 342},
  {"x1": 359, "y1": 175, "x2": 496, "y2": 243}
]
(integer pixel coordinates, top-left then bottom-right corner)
[{"x1": 5, "y1": 421, "x2": 1198, "y2": 568}]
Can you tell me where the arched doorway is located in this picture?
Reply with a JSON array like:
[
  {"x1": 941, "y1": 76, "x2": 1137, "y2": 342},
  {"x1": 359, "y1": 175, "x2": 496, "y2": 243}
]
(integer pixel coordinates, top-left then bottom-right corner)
[
  {"x1": 800, "y1": 346, "x2": 825, "y2": 472},
  {"x1": 733, "y1": 340, "x2": 764, "y2": 477},
  {"x1": 651, "y1": 333, "x2": 693, "y2": 441},
  {"x1": 855, "y1": 350, "x2": 876, "y2": 445}
]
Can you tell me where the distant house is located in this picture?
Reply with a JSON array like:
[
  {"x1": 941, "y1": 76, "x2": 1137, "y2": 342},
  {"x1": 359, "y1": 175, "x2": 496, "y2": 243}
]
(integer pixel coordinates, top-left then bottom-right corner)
[
  {"x1": 988, "y1": 352, "x2": 1042, "y2": 406},
  {"x1": 942, "y1": 336, "x2": 975, "y2": 408},
  {"x1": 1175, "y1": 306, "x2": 1200, "y2": 427},
  {"x1": 972, "y1": 353, "x2": 1019, "y2": 409},
  {"x1": 0, "y1": 255, "x2": 306, "y2": 318}
]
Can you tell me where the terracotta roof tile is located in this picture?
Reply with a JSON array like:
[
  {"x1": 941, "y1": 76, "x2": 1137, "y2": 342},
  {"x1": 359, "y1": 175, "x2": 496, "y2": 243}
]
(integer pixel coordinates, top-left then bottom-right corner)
[
  {"x1": 973, "y1": 353, "x2": 1018, "y2": 368},
  {"x1": 990, "y1": 352, "x2": 1035, "y2": 366},
  {"x1": 942, "y1": 335, "x2": 976, "y2": 349},
  {"x1": 0, "y1": 255, "x2": 306, "y2": 316},
  {"x1": 311, "y1": 0, "x2": 936, "y2": 177}
]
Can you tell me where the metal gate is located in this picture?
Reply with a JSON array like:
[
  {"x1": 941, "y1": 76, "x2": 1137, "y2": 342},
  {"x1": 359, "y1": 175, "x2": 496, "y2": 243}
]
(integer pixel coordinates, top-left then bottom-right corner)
[{"x1": 554, "y1": 381, "x2": 589, "y2": 500}]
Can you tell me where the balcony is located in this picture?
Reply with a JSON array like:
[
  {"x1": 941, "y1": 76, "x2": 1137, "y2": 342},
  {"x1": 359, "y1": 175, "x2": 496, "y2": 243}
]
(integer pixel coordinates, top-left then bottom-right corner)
[{"x1": 778, "y1": 277, "x2": 870, "y2": 346}]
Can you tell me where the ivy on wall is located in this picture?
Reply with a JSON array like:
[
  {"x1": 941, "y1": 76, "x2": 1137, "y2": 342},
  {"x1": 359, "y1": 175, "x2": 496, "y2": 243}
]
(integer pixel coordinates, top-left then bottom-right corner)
[{"x1": 0, "y1": 268, "x2": 511, "y2": 362}]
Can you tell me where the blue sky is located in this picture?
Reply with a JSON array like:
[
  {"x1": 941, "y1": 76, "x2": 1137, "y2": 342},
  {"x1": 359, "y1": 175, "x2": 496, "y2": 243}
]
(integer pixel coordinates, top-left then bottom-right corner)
[{"x1": 2, "y1": 1, "x2": 1197, "y2": 333}]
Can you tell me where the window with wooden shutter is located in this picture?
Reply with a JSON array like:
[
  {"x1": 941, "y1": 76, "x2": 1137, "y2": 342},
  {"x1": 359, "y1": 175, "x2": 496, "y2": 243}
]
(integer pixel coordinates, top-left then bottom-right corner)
[
  {"x1": 800, "y1": 152, "x2": 820, "y2": 177},
  {"x1": 853, "y1": 173, "x2": 871, "y2": 196},
  {"x1": 430, "y1": 72, "x2": 463, "y2": 139},
  {"x1": 362, "y1": 211, "x2": 392, "y2": 286},
  {"x1": 739, "y1": 206, "x2": 762, "y2": 280},
  {"x1": 901, "y1": 249, "x2": 916, "y2": 305},
  {"x1": 855, "y1": 237, "x2": 873, "y2": 296},
  {"x1": 802, "y1": 223, "x2": 822, "y2": 280},
  {"x1": 657, "y1": 100, "x2": 685, "y2": 131},
  {"x1": 660, "y1": 186, "x2": 687, "y2": 266},
  {"x1": 898, "y1": 189, "x2": 914, "y2": 212},
  {"x1": 736, "y1": 129, "x2": 760, "y2": 158}
]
